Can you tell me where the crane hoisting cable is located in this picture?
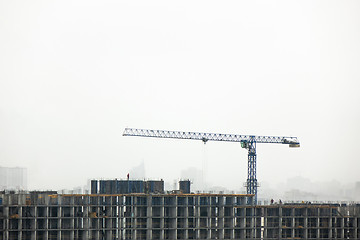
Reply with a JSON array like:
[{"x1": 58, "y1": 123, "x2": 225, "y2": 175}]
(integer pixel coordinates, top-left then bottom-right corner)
[{"x1": 123, "y1": 128, "x2": 300, "y2": 203}]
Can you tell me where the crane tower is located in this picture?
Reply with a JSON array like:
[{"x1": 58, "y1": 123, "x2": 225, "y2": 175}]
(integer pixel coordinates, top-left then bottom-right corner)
[{"x1": 123, "y1": 128, "x2": 300, "y2": 203}]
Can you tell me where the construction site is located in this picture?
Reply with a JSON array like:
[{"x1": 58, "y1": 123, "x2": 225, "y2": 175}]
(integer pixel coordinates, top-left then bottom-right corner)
[
  {"x1": 1, "y1": 128, "x2": 359, "y2": 239},
  {"x1": 1, "y1": 179, "x2": 360, "y2": 239}
]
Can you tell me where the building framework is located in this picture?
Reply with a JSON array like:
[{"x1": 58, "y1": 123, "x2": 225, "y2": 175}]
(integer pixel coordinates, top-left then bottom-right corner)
[{"x1": 1, "y1": 192, "x2": 360, "y2": 239}]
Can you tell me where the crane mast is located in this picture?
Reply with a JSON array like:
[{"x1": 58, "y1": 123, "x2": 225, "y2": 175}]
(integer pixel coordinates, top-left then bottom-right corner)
[{"x1": 123, "y1": 128, "x2": 300, "y2": 203}]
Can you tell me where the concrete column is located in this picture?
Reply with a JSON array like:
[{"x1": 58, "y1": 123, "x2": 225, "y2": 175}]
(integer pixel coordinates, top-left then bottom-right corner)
[
  {"x1": 316, "y1": 209, "x2": 320, "y2": 239},
  {"x1": 329, "y1": 208, "x2": 333, "y2": 239},
  {"x1": 83, "y1": 198, "x2": 89, "y2": 239},
  {"x1": 18, "y1": 205, "x2": 22, "y2": 240},
  {"x1": 117, "y1": 205, "x2": 122, "y2": 240},
  {"x1": 291, "y1": 208, "x2": 295, "y2": 239},
  {"x1": 206, "y1": 205, "x2": 211, "y2": 239},
  {"x1": 251, "y1": 208, "x2": 255, "y2": 239},
  {"x1": 263, "y1": 209, "x2": 267, "y2": 239},
  {"x1": 107, "y1": 197, "x2": 113, "y2": 240},
  {"x1": 218, "y1": 197, "x2": 224, "y2": 239},
  {"x1": 159, "y1": 197, "x2": 164, "y2": 239},
  {"x1": 184, "y1": 197, "x2": 189, "y2": 239},
  {"x1": 58, "y1": 196, "x2": 62, "y2": 239},
  {"x1": 230, "y1": 202, "x2": 235, "y2": 239},
  {"x1": 304, "y1": 207, "x2": 308, "y2": 239},
  {"x1": 44, "y1": 205, "x2": 48, "y2": 240},
  {"x1": 354, "y1": 216, "x2": 358, "y2": 239},
  {"x1": 279, "y1": 206, "x2": 283, "y2": 240},
  {"x1": 71, "y1": 199, "x2": 75, "y2": 240},
  {"x1": 147, "y1": 196, "x2": 152, "y2": 239},
  {"x1": 4, "y1": 205, "x2": 9, "y2": 240},
  {"x1": 195, "y1": 199, "x2": 200, "y2": 239},
  {"x1": 32, "y1": 206, "x2": 37, "y2": 240},
  {"x1": 132, "y1": 197, "x2": 136, "y2": 240},
  {"x1": 172, "y1": 196, "x2": 177, "y2": 240}
]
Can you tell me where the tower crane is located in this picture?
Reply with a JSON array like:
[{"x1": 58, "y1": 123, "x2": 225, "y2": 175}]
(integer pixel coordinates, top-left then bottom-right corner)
[{"x1": 123, "y1": 128, "x2": 300, "y2": 203}]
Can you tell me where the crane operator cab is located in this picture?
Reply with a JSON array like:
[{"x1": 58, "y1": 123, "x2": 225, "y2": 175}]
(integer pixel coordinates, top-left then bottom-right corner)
[{"x1": 240, "y1": 140, "x2": 249, "y2": 149}]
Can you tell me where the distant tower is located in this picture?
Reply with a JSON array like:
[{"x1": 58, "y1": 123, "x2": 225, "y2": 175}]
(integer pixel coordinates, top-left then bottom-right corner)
[
  {"x1": 355, "y1": 182, "x2": 360, "y2": 200},
  {"x1": 0, "y1": 167, "x2": 27, "y2": 191}
]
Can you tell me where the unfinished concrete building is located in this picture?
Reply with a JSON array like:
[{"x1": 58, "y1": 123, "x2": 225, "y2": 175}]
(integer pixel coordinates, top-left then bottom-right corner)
[{"x1": 1, "y1": 180, "x2": 360, "y2": 239}]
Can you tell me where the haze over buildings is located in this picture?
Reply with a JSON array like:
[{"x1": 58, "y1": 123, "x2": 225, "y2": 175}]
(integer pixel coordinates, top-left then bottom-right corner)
[{"x1": 0, "y1": 167, "x2": 27, "y2": 191}]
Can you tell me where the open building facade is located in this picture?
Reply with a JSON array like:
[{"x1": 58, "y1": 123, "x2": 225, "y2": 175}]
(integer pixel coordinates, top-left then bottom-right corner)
[{"x1": 1, "y1": 179, "x2": 360, "y2": 239}]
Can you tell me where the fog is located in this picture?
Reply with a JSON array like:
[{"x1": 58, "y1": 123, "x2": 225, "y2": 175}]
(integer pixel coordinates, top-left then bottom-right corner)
[{"x1": 1, "y1": 1, "x2": 359, "y2": 201}]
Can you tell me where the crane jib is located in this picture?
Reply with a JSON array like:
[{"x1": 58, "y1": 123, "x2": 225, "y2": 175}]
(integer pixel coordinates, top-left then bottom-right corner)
[{"x1": 123, "y1": 128, "x2": 299, "y2": 145}]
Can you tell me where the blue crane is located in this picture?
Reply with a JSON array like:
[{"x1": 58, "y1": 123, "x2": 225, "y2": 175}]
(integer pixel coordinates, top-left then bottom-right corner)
[{"x1": 123, "y1": 128, "x2": 300, "y2": 203}]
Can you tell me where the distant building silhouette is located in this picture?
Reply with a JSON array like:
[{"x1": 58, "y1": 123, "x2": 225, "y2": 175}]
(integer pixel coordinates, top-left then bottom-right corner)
[
  {"x1": 181, "y1": 167, "x2": 204, "y2": 191},
  {"x1": 0, "y1": 167, "x2": 27, "y2": 191},
  {"x1": 129, "y1": 161, "x2": 146, "y2": 179}
]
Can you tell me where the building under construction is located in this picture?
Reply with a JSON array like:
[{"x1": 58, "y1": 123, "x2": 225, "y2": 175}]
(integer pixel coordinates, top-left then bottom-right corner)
[{"x1": 1, "y1": 179, "x2": 360, "y2": 239}]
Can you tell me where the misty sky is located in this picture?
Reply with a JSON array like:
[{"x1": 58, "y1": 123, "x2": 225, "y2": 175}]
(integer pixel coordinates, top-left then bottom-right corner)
[{"x1": 1, "y1": 1, "x2": 359, "y2": 192}]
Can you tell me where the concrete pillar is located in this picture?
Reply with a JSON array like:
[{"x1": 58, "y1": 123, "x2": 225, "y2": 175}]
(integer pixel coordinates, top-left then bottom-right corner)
[
  {"x1": 4, "y1": 205, "x2": 9, "y2": 240},
  {"x1": 18, "y1": 204, "x2": 22, "y2": 240},
  {"x1": 218, "y1": 197, "x2": 224, "y2": 239},
  {"x1": 354, "y1": 216, "x2": 358, "y2": 239},
  {"x1": 195, "y1": 198, "x2": 200, "y2": 239},
  {"x1": 329, "y1": 208, "x2": 333, "y2": 239},
  {"x1": 263, "y1": 208, "x2": 267, "y2": 239},
  {"x1": 279, "y1": 206, "x2": 283, "y2": 239},
  {"x1": 160, "y1": 197, "x2": 164, "y2": 239},
  {"x1": 230, "y1": 201, "x2": 235, "y2": 239},
  {"x1": 172, "y1": 196, "x2": 177, "y2": 239},
  {"x1": 291, "y1": 208, "x2": 295, "y2": 239},
  {"x1": 184, "y1": 197, "x2": 189, "y2": 239},
  {"x1": 316, "y1": 209, "x2": 320, "y2": 239},
  {"x1": 58, "y1": 196, "x2": 62, "y2": 239},
  {"x1": 147, "y1": 196, "x2": 152, "y2": 239},
  {"x1": 206, "y1": 205, "x2": 211, "y2": 239},
  {"x1": 32, "y1": 206, "x2": 37, "y2": 240},
  {"x1": 303, "y1": 207, "x2": 308, "y2": 239}
]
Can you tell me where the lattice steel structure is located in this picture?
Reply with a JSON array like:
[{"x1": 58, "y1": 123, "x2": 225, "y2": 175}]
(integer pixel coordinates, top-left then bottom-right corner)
[{"x1": 123, "y1": 128, "x2": 300, "y2": 203}]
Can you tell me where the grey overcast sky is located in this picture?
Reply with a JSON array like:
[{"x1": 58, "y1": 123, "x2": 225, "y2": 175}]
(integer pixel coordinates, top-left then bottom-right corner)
[{"x1": 0, "y1": 1, "x2": 359, "y2": 191}]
